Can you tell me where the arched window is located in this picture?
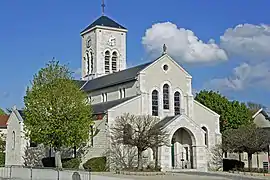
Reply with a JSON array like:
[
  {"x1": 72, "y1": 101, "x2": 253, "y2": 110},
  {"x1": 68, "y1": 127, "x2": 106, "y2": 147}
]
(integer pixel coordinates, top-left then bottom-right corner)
[
  {"x1": 104, "y1": 51, "x2": 110, "y2": 74},
  {"x1": 90, "y1": 51, "x2": 94, "y2": 73},
  {"x1": 202, "y1": 126, "x2": 208, "y2": 147},
  {"x1": 86, "y1": 53, "x2": 90, "y2": 74},
  {"x1": 174, "y1": 91, "x2": 180, "y2": 115},
  {"x1": 112, "y1": 51, "x2": 118, "y2": 72},
  {"x1": 12, "y1": 131, "x2": 15, "y2": 150},
  {"x1": 163, "y1": 84, "x2": 170, "y2": 109},
  {"x1": 152, "y1": 90, "x2": 159, "y2": 116}
]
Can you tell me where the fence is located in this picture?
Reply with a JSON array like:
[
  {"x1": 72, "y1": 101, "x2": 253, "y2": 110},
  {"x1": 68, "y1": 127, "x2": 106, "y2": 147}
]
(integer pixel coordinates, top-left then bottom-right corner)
[{"x1": 0, "y1": 166, "x2": 91, "y2": 180}]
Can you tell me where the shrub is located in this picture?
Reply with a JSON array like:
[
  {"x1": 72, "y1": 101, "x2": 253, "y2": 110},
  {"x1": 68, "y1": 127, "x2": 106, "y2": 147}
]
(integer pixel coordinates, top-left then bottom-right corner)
[
  {"x1": 0, "y1": 152, "x2": 5, "y2": 166},
  {"x1": 42, "y1": 157, "x2": 55, "y2": 167},
  {"x1": 83, "y1": 157, "x2": 107, "y2": 172},
  {"x1": 223, "y1": 159, "x2": 244, "y2": 171},
  {"x1": 62, "y1": 158, "x2": 81, "y2": 169}
]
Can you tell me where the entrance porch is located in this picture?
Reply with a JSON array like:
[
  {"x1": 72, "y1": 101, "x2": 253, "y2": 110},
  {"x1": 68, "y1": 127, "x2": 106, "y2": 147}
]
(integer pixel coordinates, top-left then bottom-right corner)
[{"x1": 158, "y1": 115, "x2": 208, "y2": 172}]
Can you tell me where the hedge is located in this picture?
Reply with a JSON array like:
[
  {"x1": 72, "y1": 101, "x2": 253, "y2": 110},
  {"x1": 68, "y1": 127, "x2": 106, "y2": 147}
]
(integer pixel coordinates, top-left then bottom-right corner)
[{"x1": 83, "y1": 157, "x2": 107, "y2": 172}]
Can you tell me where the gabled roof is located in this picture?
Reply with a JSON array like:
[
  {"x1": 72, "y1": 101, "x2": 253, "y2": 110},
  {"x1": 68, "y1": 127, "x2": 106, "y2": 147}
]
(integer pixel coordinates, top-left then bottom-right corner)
[
  {"x1": 81, "y1": 15, "x2": 126, "y2": 34},
  {"x1": 252, "y1": 108, "x2": 270, "y2": 120},
  {"x1": 91, "y1": 96, "x2": 138, "y2": 115},
  {"x1": 154, "y1": 116, "x2": 176, "y2": 129},
  {"x1": 81, "y1": 62, "x2": 153, "y2": 92}
]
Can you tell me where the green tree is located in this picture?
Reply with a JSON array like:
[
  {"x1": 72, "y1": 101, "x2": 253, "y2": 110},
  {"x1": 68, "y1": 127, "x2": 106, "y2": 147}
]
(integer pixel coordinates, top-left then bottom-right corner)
[
  {"x1": 223, "y1": 125, "x2": 270, "y2": 171},
  {"x1": 24, "y1": 60, "x2": 93, "y2": 168},
  {"x1": 0, "y1": 134, "x2": 5, "y2": 165},
  {"x1": 0, "y1": 108, "x2": 5, "y2": 115},
  {"x1": 195, "y1": 90, "x2": 251, "y2": 132}
]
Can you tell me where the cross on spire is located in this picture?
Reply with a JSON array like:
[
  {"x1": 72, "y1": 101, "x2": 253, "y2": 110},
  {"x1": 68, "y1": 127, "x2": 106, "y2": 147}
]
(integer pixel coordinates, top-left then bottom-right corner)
[{"x1": 102, "y1": 0, "x2": 105, "y2": 15}]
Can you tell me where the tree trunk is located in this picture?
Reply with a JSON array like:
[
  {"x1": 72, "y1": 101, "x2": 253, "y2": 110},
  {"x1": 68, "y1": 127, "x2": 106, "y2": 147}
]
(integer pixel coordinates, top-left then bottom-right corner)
[
  {"x1": 74, "y1": 146, "x2": 77, "y2": 158},
  {"x1": 137, "y1": 149, "x2": 143, "y2": 171},
  {"x1": 224, "y1": 151, "x2": 227, "y2": 158},
  {"x1": 238, "y1": 153, "x2": 241, "y2": 162},
  {"x1": 155, "y1": 147, "x2": 158, "y2": 170},
  {"x1": 247, "y1": 153, "x2": 252, "y2": 172},
  {"x1": 256, "y1": 153, "x2": 259, "y2": 169},
  {"x1": 55, "y1": 150, "x2": 62, "y2": 169}
]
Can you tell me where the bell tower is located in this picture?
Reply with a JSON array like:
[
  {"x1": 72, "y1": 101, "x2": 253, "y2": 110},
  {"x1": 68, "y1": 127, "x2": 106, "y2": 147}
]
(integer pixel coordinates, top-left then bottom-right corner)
[{"x1": 80, "y1": 2, "x2": 127, "y2": 80}]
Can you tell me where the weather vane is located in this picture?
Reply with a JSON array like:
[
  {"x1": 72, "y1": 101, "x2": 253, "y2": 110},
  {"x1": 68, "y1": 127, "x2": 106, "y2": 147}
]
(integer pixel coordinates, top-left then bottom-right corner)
[{"x1": 102, "y1": 0, "x2": 105, "y2": 15}]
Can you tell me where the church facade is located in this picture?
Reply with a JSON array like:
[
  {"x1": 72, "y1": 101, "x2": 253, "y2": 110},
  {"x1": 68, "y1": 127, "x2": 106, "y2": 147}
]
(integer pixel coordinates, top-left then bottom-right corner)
[
  {"x1": 77, "y1": 15, "x2": 222, "y2": 171},
  {"x1": 5, "y1": 14, "x2": 221, "y2": 172}
]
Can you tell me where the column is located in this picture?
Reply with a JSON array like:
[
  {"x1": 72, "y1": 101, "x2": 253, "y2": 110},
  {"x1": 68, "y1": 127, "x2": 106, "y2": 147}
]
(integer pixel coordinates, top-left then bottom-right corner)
[{"x1": 195, "y1": 146, "x2": 208, "y2": 171}]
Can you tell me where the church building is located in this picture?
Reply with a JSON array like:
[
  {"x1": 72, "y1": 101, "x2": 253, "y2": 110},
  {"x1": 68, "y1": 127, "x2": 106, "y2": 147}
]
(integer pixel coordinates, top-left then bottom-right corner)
[{"x1": 5, "y1": 9, "x2": 221, "y2": 172}]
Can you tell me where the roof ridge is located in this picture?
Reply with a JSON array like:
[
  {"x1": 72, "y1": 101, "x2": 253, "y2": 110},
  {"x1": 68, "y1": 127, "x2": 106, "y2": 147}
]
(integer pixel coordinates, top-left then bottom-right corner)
[{"x1": 81, "y1": 15, "x2": 126, "y2": 34}]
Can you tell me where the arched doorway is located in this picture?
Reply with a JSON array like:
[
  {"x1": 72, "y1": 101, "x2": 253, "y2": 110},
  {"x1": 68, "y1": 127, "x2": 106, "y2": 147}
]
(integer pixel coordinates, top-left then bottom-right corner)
[{"x1": 171, "y1": 128, "x2": 196, "y2": 169}]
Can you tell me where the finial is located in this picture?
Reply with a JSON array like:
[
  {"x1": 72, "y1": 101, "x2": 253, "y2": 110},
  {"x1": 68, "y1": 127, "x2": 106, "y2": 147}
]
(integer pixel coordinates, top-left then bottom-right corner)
[
  {"x1": 163, "y1": 44, "x2": 167, "y2": 55},
  {"x1": 101, "y1": 0, "x2": 105, "y2": 15}
]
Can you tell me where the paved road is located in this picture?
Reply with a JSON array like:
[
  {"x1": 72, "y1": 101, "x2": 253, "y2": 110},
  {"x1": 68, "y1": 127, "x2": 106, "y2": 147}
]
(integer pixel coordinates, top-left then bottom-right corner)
[
  {"x1": 94, "y1": 172, "x2": 269, "y2": 180},
  {"x1": 174, "y1": 172, "x2": 268, "y2": 180}
]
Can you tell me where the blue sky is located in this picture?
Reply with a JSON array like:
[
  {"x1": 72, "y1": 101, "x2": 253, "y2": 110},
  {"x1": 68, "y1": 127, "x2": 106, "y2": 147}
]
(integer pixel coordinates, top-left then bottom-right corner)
[{"x1": 1, "y1": 0, "x2": 270, "y2": 110}]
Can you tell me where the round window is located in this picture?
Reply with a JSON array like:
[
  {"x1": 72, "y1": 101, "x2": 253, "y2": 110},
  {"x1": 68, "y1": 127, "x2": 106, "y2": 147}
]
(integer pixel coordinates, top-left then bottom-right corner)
[{"x1": 163, "y1": 64, "x2": 169, "y2": 71}]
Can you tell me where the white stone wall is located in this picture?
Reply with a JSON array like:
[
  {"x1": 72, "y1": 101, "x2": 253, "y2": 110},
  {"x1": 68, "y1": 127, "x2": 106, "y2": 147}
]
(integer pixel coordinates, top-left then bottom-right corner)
[
  {"x1": 88, "y1": 81, "x2": 139, "y2": 105},
  {"x1": 139, "y1": 55, "x2": 191, "y2": 119},
  {"x1": 160, "y1": 115, "x2": 207, "y2": 171},
  {"x1": 81, "y1": 26, "x2": 127, "y2": 80},
  {"x1": 81, "y1": 117, "x2": 108, "y2": 165},
  {"x1": 81, "y1": 29, "x2": 97, "y2": 79},
  {"x1": 193, "y1": 100, "x2": 221, "y2": 149},
  {"x1": 5, "y1": 110, "x2": 28, "y2": 166},
  {"x1": 227, "y1": 152, "x2": 269, "y2": 169}
]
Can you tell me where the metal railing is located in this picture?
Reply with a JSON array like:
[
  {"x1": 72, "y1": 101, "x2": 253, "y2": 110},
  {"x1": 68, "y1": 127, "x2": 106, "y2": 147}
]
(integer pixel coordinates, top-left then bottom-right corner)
[{"x1": 0, "y1": 165, "x2": 91, "y2": 180}]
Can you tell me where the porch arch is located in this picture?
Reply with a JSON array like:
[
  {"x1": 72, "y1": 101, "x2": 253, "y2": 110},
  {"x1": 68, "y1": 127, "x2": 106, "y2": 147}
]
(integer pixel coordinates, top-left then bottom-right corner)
[{"x1": 170, "y1": 127, "x2": 196, "y2": 169}]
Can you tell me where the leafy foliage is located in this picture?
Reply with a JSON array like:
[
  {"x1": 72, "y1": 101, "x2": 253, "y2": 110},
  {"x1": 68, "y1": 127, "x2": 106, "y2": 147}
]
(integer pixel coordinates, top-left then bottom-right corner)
[
  {"x1": 83, "y1": 157, "x2": 107, "y2": 172},
  {"x1": 0, "y1": 134, "x2": 5, "y2": 166},
  {"x1": 222, "y1": 125, "x2": 270, "y2": 171},
  {"x1": 62, "y1": 158, "x2": 81, "y2": 169},
  {"x1": 209, "y1": 144, "x2": 223, "y2": 171},
  {"x1": 195, "y1": 90, "x2": 251, "y2": 132},
  {"x1": 23, "y1": 145, "x2": 45, "y2": 167},
  {"x1": 0, "y1": 108, "x2": 5, "y2": 115},
  {"x1": 111, "y1": 114, "x2": 169, "y2": 170},
  {"x1": 23, "y1": 60, "x2": 93, "y2": 168}
]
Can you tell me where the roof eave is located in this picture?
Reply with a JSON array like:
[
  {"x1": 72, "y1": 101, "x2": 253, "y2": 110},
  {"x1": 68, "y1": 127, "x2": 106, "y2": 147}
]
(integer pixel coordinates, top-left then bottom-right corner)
[
  {"x1": 83, "y1": 78, "x2": 136, "y2": 92},
  {"x1": 80, "y1": 25, "x2": 128, "y2": 36}
]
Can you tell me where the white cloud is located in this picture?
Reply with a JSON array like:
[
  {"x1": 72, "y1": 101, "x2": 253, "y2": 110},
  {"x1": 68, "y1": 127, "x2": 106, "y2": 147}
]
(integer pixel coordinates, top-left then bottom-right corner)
[
  {"x1": 220, "y1": 23, "x2": 270, "y2": 60},
  {"x1": 142, "y1": 22, "x2": 228, "y2": 63},
  {"x1": 206, "y1": 62, "x2": 270, "y2": 91},
  {"x1": 206, "y1": 23, "x2": 270, "y2": 92},
  {"x1": 73, "y1": 68, "x2": 81, "y2": 79}
]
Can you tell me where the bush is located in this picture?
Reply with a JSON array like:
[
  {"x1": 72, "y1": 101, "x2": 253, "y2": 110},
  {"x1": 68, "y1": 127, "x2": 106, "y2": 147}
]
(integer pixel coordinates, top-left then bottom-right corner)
[
  {"x1": 0, "y1": 152, "x2": 5, "y2": 166},
  {"x1": 83, "y1": 157, "x2": 107, "y2": 172},
  {"x1": 42, "y1": 157, "x2": 55, "y2": 167},
  {"x1": 62, "y1": 158, "x2": 81, "y2": 169},
  {"x1": 223, "y1": 159, "x2": 244, "y2": 171}
]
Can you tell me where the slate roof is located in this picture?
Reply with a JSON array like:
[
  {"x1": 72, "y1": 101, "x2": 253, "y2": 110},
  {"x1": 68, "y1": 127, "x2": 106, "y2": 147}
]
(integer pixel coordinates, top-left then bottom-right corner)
[
  {"x1": 81, "y1": 16, "x2": 126, "y2": 34},
  {"x1": 18, "y1": 110, "x2": 24, "y2": 119},
  {"x1": 92, "y1": 96, "x2": 138, "y2": 115},
  {"x1": 73, "y1": 80, "x2": 87, "y2": 88},
  {"x1": 81, "y1": 61, "x2": 153, "y2": 92},
  {"x1": 154, "y1": 116, "x2": 176, "y2": 129}
]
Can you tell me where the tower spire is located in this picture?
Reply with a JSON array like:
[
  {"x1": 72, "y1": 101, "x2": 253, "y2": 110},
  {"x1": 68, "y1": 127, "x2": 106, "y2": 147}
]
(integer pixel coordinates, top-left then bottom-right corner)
[{"x1": 101, "y1": 0, "x2": 105, "y2": 15}]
